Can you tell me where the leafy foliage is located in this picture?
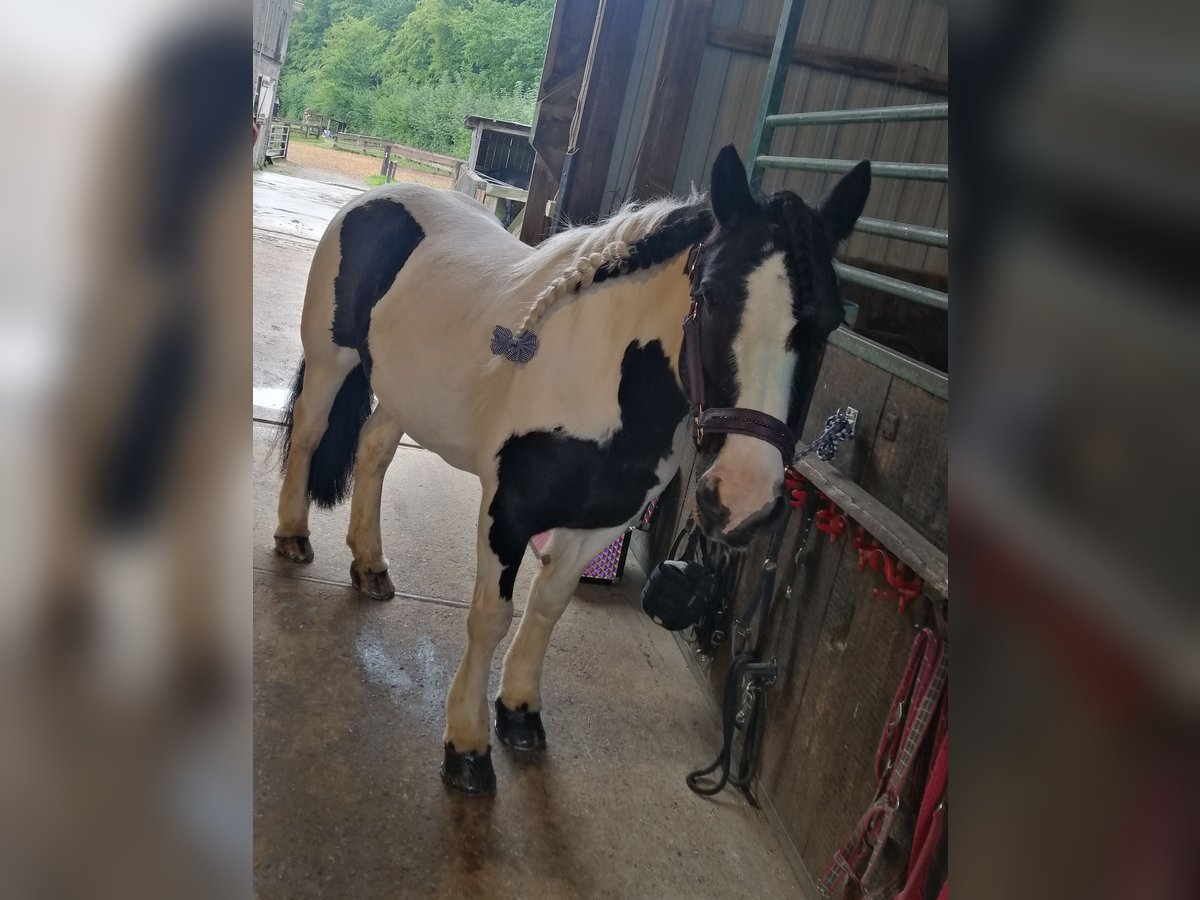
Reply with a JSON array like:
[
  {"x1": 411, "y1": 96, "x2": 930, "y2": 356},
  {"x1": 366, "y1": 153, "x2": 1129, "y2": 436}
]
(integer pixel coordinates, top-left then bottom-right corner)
[
  {"x1": 278, "y1": 0, "x2": 552, "y2": 156},
  {"x1": 373, "y1": 77, "x2": 538, "y2": 158}
]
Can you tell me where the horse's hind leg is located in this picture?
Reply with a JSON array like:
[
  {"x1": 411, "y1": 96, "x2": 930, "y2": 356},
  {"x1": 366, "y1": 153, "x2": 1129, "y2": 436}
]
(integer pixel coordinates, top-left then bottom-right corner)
[
  {"x1": 345, "y1": 405, "x2": 403, "y2": 599},
  {"x1": 495, "y1": 526, "x2": 625, "y2": 751},
  {"x1": 274, "y1": 351, "x2": 358, "y2": 562}
]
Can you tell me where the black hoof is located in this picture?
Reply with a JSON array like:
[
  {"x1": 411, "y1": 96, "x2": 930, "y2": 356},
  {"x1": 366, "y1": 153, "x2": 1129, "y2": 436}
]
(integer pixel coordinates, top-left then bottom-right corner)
[
  {"x1": 440, "y1": 743, "x2": 496, "y2": 796},
  {"x1": 494, "y1": 698, "x2": 547, "y2": 752},
  {"x1": 350, "y1": 562, "x2": 395, "y2": 600},
  {"x1": 274, "y1": 535, "x2": 314, "y2": 564}
]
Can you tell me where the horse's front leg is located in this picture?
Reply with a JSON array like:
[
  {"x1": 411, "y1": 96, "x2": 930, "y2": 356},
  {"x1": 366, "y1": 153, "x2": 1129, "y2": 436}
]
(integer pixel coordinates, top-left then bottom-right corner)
[
  {"x1": 495, "y1": 526, "x2": 626, "y2": 751},
  {"x1": 441, "y1": 496, "x2": 520, "y2": 795}
]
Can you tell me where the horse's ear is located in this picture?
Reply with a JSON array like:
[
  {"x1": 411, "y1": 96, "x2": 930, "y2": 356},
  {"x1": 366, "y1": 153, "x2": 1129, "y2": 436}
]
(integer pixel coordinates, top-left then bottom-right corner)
[
  {"x1": 819, "y1": 161, "x2": 871, "y2": 247},
  {"x1": 710, "y1": 145, "x2": 757, "y2": 227}
]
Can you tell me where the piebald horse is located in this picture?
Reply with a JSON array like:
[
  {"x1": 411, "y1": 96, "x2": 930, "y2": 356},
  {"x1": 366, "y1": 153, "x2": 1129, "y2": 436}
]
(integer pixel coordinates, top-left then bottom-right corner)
[{"x1": 274, "y1": 145, "x2": 870, "y2": 794}]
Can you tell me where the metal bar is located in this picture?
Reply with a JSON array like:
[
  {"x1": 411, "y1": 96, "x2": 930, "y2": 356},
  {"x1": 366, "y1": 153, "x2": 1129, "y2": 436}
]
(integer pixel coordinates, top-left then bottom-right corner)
[
  {"x1": 747, "y1": 0, "x2": 807, "y2": 189},
  {"x1": 766, "y1": 102, "x2": 947, "y2": 128},
  {"x1": 853, "y1": 216, "x2": 948, "y2": 247},
  {"x1": 828, "y1": 328, "x2": 948, "y2": 399},
  {"x1": 834, "y1": 263, "x2": 948, "y2": 310},
  {"x1": 756, "y1": 156, "x2": 948, "y2": 181}
]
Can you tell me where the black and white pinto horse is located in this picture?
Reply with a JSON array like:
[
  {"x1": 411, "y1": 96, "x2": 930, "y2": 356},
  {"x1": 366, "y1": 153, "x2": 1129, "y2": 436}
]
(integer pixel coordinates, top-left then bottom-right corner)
[{"x1": 274, "y1": 145, "x2": 870, "y2": 795}]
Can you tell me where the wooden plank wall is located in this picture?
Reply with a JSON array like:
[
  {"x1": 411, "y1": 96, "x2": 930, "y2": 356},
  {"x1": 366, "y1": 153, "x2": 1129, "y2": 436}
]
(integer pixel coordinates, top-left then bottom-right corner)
[{"x1": 660, "y1": 343, "x2": 947, "y2": 882}]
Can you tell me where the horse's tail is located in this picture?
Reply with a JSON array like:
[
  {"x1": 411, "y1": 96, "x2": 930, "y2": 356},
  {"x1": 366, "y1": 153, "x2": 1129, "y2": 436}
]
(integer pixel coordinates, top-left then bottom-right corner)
[{"x1": 280, "y1": 358, "x2": 373, "y2": 508}]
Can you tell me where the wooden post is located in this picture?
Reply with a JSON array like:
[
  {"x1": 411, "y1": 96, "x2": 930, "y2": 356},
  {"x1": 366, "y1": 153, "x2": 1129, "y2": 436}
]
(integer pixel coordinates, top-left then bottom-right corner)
[
  {"x1": 381, "y1": 145, "x2": 391, "y2": 178},
  {"x1": 519, "y1": 0, "x2": 602, "y2": 245},
  {"x1": 557, "y1": 0, "x2": 644, "y2": 224},
  {"x1": 628, "y1": 0, "x2": 715, "y2": 201}
]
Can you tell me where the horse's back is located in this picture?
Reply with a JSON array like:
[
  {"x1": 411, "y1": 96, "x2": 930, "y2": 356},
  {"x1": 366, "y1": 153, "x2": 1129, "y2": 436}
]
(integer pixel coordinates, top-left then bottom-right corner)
[{"x1": 305, "y1": 184, "x2": 525, "y2": 472}]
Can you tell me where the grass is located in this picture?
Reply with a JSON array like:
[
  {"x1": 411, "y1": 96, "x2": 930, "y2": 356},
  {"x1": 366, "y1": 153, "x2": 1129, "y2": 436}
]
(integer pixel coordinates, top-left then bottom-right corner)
[{"x1": 364, "y1": 174, "x2": 388, "y2": 187}]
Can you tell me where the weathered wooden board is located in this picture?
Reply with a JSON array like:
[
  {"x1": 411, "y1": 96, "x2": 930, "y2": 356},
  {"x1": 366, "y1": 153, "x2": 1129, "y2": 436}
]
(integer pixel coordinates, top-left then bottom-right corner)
[
  {"x1": 783, "y1": 551, "x2": 919, "y2": 872},
  {"x1": 861, "y1": 377, "x2": 949, "y2": 550},
  {"x1": 561, "y1": 0, "x2": 645, "y2": 222},
  {"x1": 520, "y1": 0, "x2": 600, "y2": 244},
  {"x1": 629, "y1": 0, "x2": 716, "y2": 200},
  {"x1": 800, "y1": 344, "x2": 894, "y2": 482}
]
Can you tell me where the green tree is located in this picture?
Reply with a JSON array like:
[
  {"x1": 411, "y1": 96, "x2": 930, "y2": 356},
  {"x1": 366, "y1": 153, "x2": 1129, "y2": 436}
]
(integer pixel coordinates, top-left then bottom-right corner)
[
  {"x1": 309, "y1": 17, "x2": 389, "y2": 131},
  {"x1": 278, "y1": 0, "x2": 551, "y2": 151},
  {"x1": 453, "y1": 0, "x2": 553, "y2": 92},
  {"x1": 383, "y1": 0, "x2": 467, "y2": 84}
]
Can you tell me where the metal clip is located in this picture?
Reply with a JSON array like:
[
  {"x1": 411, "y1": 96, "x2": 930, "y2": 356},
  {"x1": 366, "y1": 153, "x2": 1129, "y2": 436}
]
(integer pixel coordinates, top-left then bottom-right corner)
[
  {"x1": 842, "y1": 406, "x2": 859, "y2": 433},
  {"x1": 735, "y1": 680, "x2": 761, "y2": 726}
]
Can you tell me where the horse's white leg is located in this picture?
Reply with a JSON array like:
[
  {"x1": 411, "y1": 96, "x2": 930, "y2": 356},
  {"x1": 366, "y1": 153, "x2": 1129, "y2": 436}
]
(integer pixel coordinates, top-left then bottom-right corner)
[
  {"x1": 495, "y1": 526, "x2": 626, "y2": 751},
  {"x1": 345, "y1": 405, "x2": 403, "y2": 599},
  {"x1": 274, "y1": 352, "x2": 357, "y2": 562},
  {"x1": 441, "y1": 495, "x2": 518, "y2": 795}
]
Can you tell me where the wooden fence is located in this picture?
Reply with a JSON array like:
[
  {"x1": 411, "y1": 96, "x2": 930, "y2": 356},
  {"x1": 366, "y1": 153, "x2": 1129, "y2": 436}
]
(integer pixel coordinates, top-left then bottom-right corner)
[
  {"x1": 333, "y1": 132, "x2": 464, "y2": 177},
  {"x1": 280, "y1": 123, "x2": 466, "y2": 180}
]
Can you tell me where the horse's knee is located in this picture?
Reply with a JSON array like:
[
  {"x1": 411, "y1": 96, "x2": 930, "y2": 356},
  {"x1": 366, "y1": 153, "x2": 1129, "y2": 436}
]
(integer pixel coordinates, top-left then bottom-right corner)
[{"x1": 466, "y1": 590, "x2": 513, "y2": 642}]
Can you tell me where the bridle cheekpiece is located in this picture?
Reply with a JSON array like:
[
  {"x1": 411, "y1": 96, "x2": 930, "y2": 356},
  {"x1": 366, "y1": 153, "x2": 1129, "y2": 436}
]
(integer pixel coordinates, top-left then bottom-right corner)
[{"x1": 682, "y1": 242, "x2": 798, "y2": 466}]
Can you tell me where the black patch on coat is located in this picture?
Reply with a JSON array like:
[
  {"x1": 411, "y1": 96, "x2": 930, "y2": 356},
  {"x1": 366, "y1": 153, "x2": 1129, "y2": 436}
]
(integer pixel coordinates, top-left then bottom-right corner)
[
  {"x1": 332, "y1": 198, "x2": 425, "y2": 377},
  {"x1": 487, "y1": 340, "x2": 689, "y2": 600}
]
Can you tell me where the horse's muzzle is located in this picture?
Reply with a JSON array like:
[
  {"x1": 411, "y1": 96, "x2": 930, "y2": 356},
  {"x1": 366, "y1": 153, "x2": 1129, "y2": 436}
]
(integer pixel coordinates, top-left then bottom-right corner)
[{"x1": 694, "y1": 483, "x2": 785, "y2": 547}]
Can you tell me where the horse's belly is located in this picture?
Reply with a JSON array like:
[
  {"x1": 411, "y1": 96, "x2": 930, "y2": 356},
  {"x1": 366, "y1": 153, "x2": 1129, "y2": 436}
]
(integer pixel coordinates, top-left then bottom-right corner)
[{"x1": 397, "y1": 410, "x2": 480, "y2": 475}]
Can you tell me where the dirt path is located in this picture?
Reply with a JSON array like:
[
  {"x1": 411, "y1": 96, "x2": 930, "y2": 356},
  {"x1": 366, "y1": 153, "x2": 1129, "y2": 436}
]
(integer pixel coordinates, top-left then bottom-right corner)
[{"x1": 273, "y1": 140, "x2": 453, "y2": 190}]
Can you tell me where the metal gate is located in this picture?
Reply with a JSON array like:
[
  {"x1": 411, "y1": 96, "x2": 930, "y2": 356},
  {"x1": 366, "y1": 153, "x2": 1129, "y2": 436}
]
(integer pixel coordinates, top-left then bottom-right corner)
[{"x1": 265, "y1": 122, "x2": 289, "y2": 161}]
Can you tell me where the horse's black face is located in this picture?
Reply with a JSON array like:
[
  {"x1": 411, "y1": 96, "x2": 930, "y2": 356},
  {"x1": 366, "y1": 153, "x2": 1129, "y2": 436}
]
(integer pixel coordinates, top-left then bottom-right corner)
[{"x1": 688, "y1": 145, "x2": 871, "y2": 544}]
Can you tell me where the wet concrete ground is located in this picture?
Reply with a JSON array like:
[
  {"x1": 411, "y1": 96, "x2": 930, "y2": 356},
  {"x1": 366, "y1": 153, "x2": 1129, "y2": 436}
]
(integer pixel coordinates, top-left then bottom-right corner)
[{"x1": 252, "y1": 170, "x2": 804, "y2": 898}]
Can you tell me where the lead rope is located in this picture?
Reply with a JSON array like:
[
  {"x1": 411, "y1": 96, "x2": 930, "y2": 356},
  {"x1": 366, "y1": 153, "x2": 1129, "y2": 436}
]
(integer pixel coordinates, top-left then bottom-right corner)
[
  {"x1": 686, "y1": 409, "x2": 856, "y2": 801},
  {"x1": 793, "y1": 407, "x2": 858, "y2": 465}
]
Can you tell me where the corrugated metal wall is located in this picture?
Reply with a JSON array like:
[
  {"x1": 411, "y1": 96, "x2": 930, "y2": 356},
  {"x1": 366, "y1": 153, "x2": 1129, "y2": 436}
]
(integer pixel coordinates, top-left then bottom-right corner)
[{"x1": 602, "y1": 0, "x2": 948, "y2": 277}]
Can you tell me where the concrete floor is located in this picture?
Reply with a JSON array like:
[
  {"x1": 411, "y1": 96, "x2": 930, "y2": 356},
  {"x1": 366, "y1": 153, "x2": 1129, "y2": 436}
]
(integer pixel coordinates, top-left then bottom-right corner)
[{"x1": 253, "y1": 170, "x2": 804, "y2": 899}]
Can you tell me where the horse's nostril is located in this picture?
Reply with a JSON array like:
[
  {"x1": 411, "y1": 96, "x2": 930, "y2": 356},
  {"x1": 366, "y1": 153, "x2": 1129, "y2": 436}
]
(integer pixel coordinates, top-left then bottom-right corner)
[{"x1": 695, "y1": 481, "x2": 728, "y2": 531}]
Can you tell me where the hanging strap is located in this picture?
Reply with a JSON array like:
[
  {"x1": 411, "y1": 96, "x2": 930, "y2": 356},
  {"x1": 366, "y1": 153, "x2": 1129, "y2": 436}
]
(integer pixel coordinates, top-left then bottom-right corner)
[
  {"x1": 685, "y1": 495, "x2": 800, "y2": 799},
  {"x1": 895, "y1": 720, "x2": 948, "y2": 900},
  {"x1": 819, "y1": 629, "x2": 947, "y2": 898}
]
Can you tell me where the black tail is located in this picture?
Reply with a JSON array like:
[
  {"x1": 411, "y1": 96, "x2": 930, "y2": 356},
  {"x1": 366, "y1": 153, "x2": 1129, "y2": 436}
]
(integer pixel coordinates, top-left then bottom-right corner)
[{"x1": 280, "y1": 359, "x2": 373, "y2": 508}]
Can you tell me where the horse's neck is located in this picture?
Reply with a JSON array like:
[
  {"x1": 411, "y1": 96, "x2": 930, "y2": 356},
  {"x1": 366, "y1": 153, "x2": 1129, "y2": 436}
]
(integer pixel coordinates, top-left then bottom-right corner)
[{"x1": 584, "y1": 249, "x2": 695, "y2": 376}]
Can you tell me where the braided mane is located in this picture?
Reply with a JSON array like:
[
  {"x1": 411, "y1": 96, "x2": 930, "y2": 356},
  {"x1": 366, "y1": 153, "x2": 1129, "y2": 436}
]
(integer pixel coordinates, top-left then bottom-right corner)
[{"x1": 514, "y1": 196, "x2": 713, "y2": 336}]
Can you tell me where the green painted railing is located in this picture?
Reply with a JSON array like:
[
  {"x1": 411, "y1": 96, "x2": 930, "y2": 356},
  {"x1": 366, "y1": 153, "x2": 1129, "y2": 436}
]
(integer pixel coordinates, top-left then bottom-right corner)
[
  {"x1": 755, "y1": 156, "x2": 948, "y2": 182},
  {"x1": 765, "y1": 102, "x2": 948, "y2": 128},
  {"x1": 746, "y1": 1, "x2": 948, "y2": 394}
]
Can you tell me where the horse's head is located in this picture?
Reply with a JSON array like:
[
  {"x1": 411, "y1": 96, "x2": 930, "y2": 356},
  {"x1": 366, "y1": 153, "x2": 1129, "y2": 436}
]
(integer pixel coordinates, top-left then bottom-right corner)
[{"x1": 686, "y1": 145, "x2": 871, "y2": 546}]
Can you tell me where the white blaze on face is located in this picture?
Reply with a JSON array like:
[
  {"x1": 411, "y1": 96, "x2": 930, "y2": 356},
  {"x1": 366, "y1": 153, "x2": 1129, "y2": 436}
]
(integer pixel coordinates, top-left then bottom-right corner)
[{"x1": 703, "y1": 251, "x2": 797, "y2": 534}]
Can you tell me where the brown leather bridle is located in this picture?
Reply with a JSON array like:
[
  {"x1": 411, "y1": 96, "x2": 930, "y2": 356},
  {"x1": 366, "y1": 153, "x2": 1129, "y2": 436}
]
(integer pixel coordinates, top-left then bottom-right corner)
[{"x1": 681, "y1": 242, "x2": 797, "y2": 465}]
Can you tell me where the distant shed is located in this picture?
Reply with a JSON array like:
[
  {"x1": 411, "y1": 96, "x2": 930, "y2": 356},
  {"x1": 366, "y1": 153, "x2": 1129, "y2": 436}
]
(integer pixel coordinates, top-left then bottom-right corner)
[{"x1": 463, "y1": 115, "x2": 535, "y2": 189}]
